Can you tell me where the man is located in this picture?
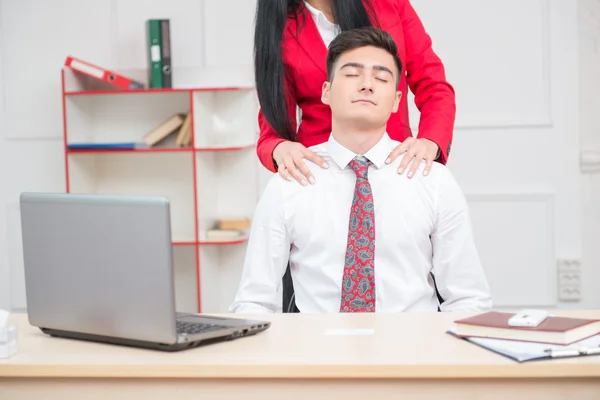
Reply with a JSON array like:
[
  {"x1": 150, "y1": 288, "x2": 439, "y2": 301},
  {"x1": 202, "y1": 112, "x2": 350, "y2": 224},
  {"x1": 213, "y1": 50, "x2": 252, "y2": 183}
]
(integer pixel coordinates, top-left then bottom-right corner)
[{"x1": 230, "y1": 27, "x2": 491, "y2": 313}]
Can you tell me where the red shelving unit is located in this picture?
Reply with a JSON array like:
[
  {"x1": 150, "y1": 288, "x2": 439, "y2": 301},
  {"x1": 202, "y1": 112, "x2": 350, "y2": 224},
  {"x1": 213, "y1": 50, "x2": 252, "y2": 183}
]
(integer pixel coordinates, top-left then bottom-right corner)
[
  {"x1": 60, "y1": 67, "x2": 260, "y2": 313},
  {"x1": 64, "y1": 86, "x2": 254, "y2": 97}
]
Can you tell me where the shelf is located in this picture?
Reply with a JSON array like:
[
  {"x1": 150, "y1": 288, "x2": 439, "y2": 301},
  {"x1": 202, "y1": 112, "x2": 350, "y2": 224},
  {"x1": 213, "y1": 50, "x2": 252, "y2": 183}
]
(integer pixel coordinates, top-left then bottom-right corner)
[
  {"x1": 198, "y1": 235, "x2": 250, "y2": 246},
  {"x1": 61, "y1": 65, "x2": 260, "y2": 314},
  {"x1": 173, "y1": 240, "x2": 197, "y2": 246},
  {"x1": 67, "y1": 147, "x2": 194, "y2": 154},
  {"x1": 66, "y1": 145, "x2": 255, "y2": 154},
  {"x1": 64, "y1": 86, "x2": 254, "y2": 97},
  {"x1": 172, "y1": 237, "x2": 250, "y2": 246},
  {"x1": 195, "y1": 143, "x2": 255, "y2": 152}
]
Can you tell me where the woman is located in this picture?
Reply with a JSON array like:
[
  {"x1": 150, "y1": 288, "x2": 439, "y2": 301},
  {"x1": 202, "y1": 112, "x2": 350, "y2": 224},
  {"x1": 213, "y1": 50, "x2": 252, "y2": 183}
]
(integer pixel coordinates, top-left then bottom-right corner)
[{"x1": 254, "y1": 0, "x2": 455, "y2": 184}]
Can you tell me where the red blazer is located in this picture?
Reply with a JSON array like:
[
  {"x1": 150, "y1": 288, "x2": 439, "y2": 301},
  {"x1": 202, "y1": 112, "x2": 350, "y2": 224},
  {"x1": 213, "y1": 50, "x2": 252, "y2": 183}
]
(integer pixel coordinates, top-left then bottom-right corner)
[{"x1": 257, "y1": 0, "x2": 456, "y2": 172}]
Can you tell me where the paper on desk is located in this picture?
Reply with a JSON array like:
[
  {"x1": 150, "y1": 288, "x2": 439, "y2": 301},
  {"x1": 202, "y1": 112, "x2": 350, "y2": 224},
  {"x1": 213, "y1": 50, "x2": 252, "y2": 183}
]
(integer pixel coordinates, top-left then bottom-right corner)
[
  {"x1": 324, "y1": 329, "x2": 374, "y2": 336},
  {"x1": 450, "y1": 328, "x2": 600, "y2": 362}
]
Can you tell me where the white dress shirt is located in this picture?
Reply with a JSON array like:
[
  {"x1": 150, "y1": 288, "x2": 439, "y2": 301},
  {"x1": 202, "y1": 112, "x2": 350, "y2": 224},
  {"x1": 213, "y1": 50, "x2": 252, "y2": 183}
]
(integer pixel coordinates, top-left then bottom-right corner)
[
  {"x1": 230, "y1": 133, "x2": 492, "y2": 313},
  {"x1": 303, "y1": 1, "x2": 340, "y2": 47}
]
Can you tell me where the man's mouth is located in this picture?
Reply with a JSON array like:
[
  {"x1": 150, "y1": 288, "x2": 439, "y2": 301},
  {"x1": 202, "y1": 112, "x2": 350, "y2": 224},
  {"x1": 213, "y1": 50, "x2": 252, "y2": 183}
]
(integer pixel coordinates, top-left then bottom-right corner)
[{"x1": 353, "y1": 99, "x2": 376, "y2": 105}]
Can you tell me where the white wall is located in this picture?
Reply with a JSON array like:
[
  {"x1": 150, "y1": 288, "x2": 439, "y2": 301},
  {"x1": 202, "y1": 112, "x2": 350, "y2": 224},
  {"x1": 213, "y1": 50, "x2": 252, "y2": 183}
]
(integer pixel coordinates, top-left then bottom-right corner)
[
  {"x1": 579, "y1": 0, "x2": 600, "y2": 309},
  {"x1": 1, "y1": 0, "x2": 599, "y2": 312}
]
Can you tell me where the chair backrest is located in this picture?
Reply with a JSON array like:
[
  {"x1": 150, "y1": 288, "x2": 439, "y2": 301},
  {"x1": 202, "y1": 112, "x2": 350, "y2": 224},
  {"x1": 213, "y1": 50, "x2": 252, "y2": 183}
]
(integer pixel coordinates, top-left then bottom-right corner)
[
  {"x1": 282, "y1": 266, "x2": 445, "y2": 313},
  {"x1": 282, "y1": 264, "x2": 299, "y2": 313}
]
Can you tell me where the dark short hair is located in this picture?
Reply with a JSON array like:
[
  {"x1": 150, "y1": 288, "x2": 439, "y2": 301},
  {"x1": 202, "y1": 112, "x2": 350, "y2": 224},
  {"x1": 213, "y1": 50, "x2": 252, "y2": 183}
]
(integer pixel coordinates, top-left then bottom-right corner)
[{"x1": 326, "y1": 27, "x2": 403, "y2": 86}]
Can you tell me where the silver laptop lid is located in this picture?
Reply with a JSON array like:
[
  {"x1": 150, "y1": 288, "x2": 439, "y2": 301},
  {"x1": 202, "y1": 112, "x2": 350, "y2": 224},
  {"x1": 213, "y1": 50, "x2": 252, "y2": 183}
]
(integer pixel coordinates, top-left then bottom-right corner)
[{"x1": 19, "y1": 192, "x2": 179, "y2": 345}]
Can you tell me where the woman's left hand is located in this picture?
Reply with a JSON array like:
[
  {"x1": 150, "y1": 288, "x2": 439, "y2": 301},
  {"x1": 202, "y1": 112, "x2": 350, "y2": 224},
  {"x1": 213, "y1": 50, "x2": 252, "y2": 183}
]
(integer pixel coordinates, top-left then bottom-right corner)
[{"x1": 385, "y1": 137, "x2": 440, "y2": 178}]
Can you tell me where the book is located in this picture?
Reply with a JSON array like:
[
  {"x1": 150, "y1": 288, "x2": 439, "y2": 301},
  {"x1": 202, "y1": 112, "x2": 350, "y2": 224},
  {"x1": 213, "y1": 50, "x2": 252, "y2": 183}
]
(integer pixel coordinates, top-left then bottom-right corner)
[
  {"x1": 204, "y1": 229, "x2": 244, "y2": 241},
  {"x1": 217, "y1": 218, "x2": 251, "y2": 230},
  {"x1": 160, "y1": 19, "x2": 172, "y2": 88},
  {"x1": 175, "y1": 112, "x2": 192, "y2": 146},
  {"x1": 452, "y1": 311, "x2": 600, "y2": 345},
  {"x1": 65, "y1": 56, "x2": 145, "y2": 90},
  {"x1": 146, "y1": 19, "x2": 163, "y2": 88},
  {"x1": 142, "y1": 114, "x2": 185, "y2": 147},
  {"x1": 67, "y1": 142, "x2": 147, "y2": 150}
]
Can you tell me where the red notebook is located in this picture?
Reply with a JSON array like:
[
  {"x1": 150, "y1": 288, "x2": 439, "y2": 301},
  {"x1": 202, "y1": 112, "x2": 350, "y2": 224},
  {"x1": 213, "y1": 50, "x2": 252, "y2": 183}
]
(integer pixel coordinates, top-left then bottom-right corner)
[{"x1": 453, "y1": 311, "x2": 600, "y2": 345}]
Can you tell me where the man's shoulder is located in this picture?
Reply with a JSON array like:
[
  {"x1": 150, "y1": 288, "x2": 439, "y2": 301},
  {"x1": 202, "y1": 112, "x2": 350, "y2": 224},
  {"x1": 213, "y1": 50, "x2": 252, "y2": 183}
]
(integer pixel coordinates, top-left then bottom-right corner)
[
  {"x1": 384, "y1": 144, "x2": 454, "y2": 186},
  {"x1": 262, "y1": 142, "x2": 335, "y2": 197},
  {"x1": 305, "y1": 142, "x2": 335, "y2": 174}
]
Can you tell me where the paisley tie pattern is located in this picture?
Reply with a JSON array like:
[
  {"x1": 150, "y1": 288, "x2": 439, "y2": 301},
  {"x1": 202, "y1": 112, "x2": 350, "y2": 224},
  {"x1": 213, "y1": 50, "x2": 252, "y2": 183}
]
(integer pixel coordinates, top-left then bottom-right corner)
[{"x1": 340, "y1": 155, "x2": 376, "y2": 312}]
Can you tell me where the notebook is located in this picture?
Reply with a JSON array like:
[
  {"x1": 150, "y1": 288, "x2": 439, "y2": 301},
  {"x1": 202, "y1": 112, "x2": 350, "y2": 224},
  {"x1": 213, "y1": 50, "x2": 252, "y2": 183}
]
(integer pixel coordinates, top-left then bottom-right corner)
[{"x1": 452, "y1": 311, "x2": 600, "y2": 345}]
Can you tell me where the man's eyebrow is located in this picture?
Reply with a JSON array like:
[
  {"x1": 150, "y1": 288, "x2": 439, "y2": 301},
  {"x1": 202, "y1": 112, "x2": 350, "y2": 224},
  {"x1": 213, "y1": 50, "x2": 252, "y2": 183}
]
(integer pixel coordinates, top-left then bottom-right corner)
[
  {"x1": 373, "y1": 65, "x2": 394, "y2": 76},
  {"x1": 340, "y1": 62, "x2": 365, "y2": 70},
  {"x1": 340, "y1": 62, "x2": 394, "y2": 76}
]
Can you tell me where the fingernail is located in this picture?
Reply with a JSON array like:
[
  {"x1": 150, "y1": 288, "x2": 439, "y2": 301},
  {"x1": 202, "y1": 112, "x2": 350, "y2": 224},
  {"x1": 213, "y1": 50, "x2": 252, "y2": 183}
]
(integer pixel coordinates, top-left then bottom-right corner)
[
  {"x1": 423, "y1": 170, "x2": 429, "y2": 176},
  {"x1": 408, "y1": 171, "x2": 413, "y2": 178},
  {"x1": 309, "y1": 177, "x2": 315, "y2": 184},
  {"x1": 301, "y1": 179, "x2": 308, "y2": 186},
  {"x1": 286, "y1": 176, "x2": 292, "y2": 181},
  {"x1": 398, "y1": 168, "x2": 403, "y2": 174},
  {"x1": 323, "y1": 163, "x2": 329, "y2": 169},
  {"x1": 385, "y1": 158, "x2": 391, "y2": 164}
]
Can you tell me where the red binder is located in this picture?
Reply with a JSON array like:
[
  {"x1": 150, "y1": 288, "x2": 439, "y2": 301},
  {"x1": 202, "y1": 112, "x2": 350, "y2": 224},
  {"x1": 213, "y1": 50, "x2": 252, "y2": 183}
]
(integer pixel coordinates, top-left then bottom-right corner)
[{"x1": 64, "y1": 56, "x2": 145, "y2": 90}]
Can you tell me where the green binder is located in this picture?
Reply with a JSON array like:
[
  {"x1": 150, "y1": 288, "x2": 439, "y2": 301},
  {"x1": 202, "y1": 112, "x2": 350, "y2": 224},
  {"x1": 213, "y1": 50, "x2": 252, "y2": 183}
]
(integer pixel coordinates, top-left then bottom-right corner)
[{"x1": 146, "y1": 19, "x2": 163, "y2": 88}]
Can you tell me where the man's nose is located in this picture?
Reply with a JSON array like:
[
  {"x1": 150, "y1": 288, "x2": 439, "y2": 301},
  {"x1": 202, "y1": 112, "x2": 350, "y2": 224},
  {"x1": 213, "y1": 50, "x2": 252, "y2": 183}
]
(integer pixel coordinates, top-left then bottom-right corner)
[{"x1": 360, "y1": 77, "x2": 374, "y2": 92}]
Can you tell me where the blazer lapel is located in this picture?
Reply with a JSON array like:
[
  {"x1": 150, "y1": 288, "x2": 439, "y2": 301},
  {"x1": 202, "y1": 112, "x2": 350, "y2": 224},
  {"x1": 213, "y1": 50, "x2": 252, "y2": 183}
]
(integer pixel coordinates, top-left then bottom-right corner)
[{"x1": 287, "y1": 5, "x2": 328, "y2": 75}]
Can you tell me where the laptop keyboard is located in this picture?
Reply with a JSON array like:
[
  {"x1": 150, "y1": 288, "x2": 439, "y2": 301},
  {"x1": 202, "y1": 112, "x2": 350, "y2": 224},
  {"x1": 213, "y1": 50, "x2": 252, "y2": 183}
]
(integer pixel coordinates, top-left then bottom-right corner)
[{"x1": 176, "y1": 321, "x2": 230, "y2": 335}]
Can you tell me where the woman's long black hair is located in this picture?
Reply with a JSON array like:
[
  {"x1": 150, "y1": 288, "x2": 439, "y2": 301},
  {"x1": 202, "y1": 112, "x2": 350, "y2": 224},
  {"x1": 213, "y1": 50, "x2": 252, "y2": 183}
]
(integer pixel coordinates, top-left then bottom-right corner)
[{"x1": 254, "y1": 0, "x2": 378, "y2": 141}]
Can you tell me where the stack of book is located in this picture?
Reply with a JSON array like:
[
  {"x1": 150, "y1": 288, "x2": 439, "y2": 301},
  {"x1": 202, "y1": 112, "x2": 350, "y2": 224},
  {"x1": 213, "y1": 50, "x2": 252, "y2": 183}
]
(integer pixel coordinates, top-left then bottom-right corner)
[
  {"x1": 449, "y1": 311, "x2": 600, "y2": 362},
  {"x1": 205, "y1": 218, "x2": 251, "y2": 241}
]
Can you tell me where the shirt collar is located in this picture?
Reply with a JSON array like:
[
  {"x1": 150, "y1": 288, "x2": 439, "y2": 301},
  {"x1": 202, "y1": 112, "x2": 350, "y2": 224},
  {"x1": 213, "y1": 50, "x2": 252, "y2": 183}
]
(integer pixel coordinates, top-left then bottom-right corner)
[
  {"x1": 303, "y1": 1, "x2": 337, "y2": 28},
  {"x1": 326, "y1": 132, "x2": 393, "y2": 171}
]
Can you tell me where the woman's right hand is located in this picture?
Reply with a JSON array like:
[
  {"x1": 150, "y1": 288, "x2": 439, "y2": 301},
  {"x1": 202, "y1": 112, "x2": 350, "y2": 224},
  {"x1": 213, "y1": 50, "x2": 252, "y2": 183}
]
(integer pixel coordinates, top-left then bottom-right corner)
[{"x1": 273, "y1": 141, "x2": 329, "y2": 186}]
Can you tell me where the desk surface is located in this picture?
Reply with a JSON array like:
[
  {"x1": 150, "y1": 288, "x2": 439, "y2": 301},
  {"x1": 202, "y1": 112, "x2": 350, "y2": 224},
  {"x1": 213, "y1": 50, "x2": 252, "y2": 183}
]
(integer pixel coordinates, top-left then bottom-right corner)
[{"x1": 2, "y1": 311, "x2": 600, "y2": 379}]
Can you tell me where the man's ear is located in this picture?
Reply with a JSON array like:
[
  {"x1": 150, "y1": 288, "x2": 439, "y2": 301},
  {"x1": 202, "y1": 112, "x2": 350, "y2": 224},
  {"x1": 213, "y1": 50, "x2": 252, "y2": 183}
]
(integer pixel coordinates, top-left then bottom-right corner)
[
  {"x1": 392, "y1": 90, "x2": 402, "y2": 113},
  {"x1": 321, "y1": 81, "x2": 331, "y2": 105}
]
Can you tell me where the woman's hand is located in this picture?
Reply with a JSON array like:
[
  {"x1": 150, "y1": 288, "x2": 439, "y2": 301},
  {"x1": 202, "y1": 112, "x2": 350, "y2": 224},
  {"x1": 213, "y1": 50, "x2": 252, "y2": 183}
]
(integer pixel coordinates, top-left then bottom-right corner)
[
  {"x1": 386, "y1": 137, "x2": 440, "y2": 178},
  {"x1": 273, "y1": 141, "x2": 329, "y2": 186}
]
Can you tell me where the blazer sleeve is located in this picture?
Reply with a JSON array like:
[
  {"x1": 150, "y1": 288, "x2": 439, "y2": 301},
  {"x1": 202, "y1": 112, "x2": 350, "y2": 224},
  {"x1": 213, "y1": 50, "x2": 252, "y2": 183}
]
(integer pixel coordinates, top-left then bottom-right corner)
[
  {"x1": 256, "y1": 73, "x2": 298, "y2": 173},
  {"x1": 397, "y1": 0, "x2": 456, "y2": 164}
]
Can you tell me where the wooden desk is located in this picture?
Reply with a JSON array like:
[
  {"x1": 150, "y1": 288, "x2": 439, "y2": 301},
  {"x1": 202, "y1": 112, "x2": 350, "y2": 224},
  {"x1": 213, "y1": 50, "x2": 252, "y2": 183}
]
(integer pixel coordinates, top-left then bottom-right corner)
[{"x1": 1, "y1": 311, "x2": 600, "y2": 399}]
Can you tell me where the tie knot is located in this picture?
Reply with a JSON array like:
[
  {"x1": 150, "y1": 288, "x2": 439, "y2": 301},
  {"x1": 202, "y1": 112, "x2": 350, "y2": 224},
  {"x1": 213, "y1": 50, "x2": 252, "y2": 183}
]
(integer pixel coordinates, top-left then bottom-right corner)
[{"x1": 349, "y1": 156, "x2": 370, "y2": 179}]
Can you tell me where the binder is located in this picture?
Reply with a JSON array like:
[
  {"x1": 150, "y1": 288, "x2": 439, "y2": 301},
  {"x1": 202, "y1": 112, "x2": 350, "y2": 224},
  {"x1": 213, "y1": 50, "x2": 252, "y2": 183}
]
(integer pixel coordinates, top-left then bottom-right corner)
[
  {"x1": 160, "y1": 19, "x2": 172, "y2": 88},
  {"x1": 146, "y1": 19, "x2": 163, "y2": 88},
  {"x1": 67, "y1": 142, "x2": 148, "y2": 150},
  {"x1": 64, "y1": 56, "x2": 145, "y2": 90},
  {"x1": 448, "y1": 330, "x2": 600, "y2": 363}
]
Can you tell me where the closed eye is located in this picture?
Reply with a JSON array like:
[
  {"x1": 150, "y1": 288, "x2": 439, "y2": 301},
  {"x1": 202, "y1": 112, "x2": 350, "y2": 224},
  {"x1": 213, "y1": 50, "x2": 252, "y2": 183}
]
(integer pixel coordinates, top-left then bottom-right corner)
[{"x1": 376, "y1": 78, "x2": 388, "y2": 82}]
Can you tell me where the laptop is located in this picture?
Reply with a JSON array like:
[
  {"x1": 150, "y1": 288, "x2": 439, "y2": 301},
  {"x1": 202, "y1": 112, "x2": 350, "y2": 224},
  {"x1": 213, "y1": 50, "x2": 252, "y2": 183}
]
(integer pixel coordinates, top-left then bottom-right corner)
[{"x1": 19, "y1": 192, "x2": 270, "y2": 351}]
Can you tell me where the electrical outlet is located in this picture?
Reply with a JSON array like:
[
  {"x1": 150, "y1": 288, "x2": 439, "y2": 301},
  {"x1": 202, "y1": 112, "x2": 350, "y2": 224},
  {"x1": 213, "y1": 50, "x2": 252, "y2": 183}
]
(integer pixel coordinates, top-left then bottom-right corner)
[
  {"x1": 558, "y1": 259, "x2": 581, "y2": 272},
  {"x1": 558, "y1": 271, "x2": 581, "y2": 285},
  {"x1": 557, "y1": 259, "x2": 582, "y2": 302},
  {"x1": 558, "y1": 286, "x2": 581, "y2": 301}
]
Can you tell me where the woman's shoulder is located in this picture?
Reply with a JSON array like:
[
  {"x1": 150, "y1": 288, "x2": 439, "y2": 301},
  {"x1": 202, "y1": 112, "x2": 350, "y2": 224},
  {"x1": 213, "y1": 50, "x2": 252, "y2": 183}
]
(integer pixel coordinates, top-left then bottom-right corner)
[
  {"x1": 370, "y1": 0, "x2": 403, "y2": 17},
  {"x1": 368, "y1": 0, "x2": 407, "y2": 37},
  {"x1": 282, "y1": 6, "x2": 308, "y2": 42}
]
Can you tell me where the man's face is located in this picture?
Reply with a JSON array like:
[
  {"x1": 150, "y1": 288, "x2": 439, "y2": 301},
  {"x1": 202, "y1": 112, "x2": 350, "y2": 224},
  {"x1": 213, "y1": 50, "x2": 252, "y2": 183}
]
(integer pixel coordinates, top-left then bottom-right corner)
[{"x1": 321, "y1": 45, "x2": 401, "y2": 130}]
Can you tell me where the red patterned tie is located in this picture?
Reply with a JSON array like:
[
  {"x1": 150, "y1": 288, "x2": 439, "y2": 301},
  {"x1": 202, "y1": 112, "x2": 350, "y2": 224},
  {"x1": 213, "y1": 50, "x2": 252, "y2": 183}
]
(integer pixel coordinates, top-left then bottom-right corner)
[{"x1": 340, "y1": 155, "x2": 376, "y2": 312}]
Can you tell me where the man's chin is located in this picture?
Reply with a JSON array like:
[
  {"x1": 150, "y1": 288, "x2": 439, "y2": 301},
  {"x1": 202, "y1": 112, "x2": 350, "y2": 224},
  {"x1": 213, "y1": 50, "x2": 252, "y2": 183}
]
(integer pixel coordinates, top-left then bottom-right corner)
[{"x1": 346, "y1": 116, "x2": 384, "y2": 130}]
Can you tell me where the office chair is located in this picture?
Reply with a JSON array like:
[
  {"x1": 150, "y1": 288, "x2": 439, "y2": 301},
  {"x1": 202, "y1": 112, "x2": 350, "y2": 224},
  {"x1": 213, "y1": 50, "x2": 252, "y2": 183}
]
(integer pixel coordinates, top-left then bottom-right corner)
[
  {"x1": 281, "y1": 264, "x2": 444, "y2": 313},
  {"x1": 282, "y1": 263, "x2": 300, "y2": 313}
]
